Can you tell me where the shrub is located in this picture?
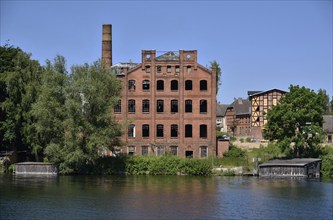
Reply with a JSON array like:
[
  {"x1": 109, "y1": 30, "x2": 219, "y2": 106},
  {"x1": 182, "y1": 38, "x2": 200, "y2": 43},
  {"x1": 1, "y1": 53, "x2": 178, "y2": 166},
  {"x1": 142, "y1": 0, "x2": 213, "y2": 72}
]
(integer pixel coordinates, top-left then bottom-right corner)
[
  {"x1": 223, "y1": 145, "x2": 246, "y2": 158},
  {"x1": 246, "y1": 137, "x2": 252, "y2": 142},
  {"x1": 240, "y1": 138, "x2": 244, "y2": 143}
]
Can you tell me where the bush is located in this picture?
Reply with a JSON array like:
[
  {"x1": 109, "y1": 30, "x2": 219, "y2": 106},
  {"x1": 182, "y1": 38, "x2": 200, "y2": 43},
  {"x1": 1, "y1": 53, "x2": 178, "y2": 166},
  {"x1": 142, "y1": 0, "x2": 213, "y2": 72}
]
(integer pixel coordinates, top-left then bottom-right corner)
[
  {"x1": 223, "y1": 145, "x2": 246, "y2": 158},
  {"x1": 246, "y1": 137, "x2": 252, "y2": 142},
  {"x1": 179, "y1": 159, "x2": 211, "y2": 176},
  {"x1": 240, "y1": 138, "x2": 244, "y2": 143}
]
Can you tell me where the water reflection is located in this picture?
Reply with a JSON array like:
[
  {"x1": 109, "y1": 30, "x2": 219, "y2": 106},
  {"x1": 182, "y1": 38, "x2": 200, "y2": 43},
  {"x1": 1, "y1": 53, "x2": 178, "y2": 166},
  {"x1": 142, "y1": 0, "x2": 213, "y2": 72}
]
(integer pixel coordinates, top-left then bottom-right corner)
[{"x1": 0, "y1": 175, "x2": 332, "y2": 220}]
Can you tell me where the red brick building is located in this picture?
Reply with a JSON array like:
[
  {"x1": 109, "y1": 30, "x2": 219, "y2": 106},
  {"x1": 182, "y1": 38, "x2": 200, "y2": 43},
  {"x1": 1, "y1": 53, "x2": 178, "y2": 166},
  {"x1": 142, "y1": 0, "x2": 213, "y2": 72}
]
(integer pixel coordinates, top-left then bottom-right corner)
[
  {"x1": 102, "y1": 25, "x2": 217, "y2": 158},
  {"x1": 225, "y1": 98, "x2": 251, "y2": 137}
]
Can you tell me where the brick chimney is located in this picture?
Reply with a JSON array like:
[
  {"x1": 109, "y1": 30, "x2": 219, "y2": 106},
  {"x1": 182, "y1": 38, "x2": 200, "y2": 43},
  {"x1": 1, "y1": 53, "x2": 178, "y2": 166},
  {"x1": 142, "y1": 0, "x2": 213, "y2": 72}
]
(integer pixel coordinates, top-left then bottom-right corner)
[{"x1": 102, "y1": 24, "x2": 112, "y2": 68}]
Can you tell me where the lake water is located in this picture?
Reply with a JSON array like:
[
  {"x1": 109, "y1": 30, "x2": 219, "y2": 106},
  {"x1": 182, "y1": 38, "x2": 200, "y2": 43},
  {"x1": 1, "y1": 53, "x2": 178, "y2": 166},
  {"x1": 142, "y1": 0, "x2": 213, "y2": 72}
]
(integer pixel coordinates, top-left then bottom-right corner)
[{"x1": 0, "y1": 175, "x2": 332, "y2": 220}]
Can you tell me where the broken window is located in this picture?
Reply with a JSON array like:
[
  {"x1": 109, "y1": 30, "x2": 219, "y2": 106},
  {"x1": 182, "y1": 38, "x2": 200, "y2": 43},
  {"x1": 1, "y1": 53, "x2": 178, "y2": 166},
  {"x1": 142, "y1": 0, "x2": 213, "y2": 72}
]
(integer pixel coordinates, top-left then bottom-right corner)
[
  {"x1": 128, "y1": 99, "x2": 135, "y2": 113},
  {"x1": 142, "y1": 80, "x2": 150, "y2": 91},
  {"x1": 167, "y1": 65, "x2": 171, "y2": 73},
  {"x1": 200, "y1": 146, "x2": 208, "y2": 158},
  {"x1": 185, "y1": 124, "x2": 192, "y2": 137},
  {"x1": 157, "y1": 65, "x2": 162, "y2": 73},
  {"x1": 200, "y1": 100, "x2": 207, "y2": 113},
  {"x1": 157, "y1": 100, "x2": 164, "y2": 113},
  {"x1": 114, "y1": 99, "x2": 121, "y2": 113},
  {"x1": 145, "y1": 65, "x2": 151, "y2": 73},
  {"x1": 142, "y1": 99, "x2": 150, "y2": 113},
  {"x1": 185, "y1": 150, "x2": 193, "y2": 158},
  {"x1": 171, "y1": 99, "x2": 178, "y2": 113},
  {"x1": 185, "y1": 80, "x2": 192, "y2": 90},
  {"x1": 185, "y1": 100, "x2": 192, "y2": 113},
  {"x1": 175, "y1": 65, "x2": 180, "y2": 73},
  {"x1": 171, "y1": 80, "x2": 178, "y2": 91},
  {"x1": 200, "y1": 80, "x2": 207, "y2": 91},
  {"x1": 141, "y1": 146, "x2": 149, "y2": 156},
  {"x1": 157, "y1": 146, "x2": 165, "y2": 156},
  {"x1": 157, "y1": 80, "x2": 164, "y2": 91},
  {"x1": 171, "y1": 124, "x2": 178, "y2": 138},
  {"x1": 169, "y1": 146, "x2": 178, "y2": 156},
  {"x1": 142, "y1": 124, "x2": 149, "y2": 138},
  {"x1": 187, "y1": 65, "x2": 192, "y2": 73},
  {"x1": 128, "y1": 146, "x2": 135, "y2": 156},
  {"x1": 128, "y1": 124, "x2": 135, "y2": 138},
  {"x1": 156, "y1": 124, "x2": 164, "y2": 137},
  {"x1": 200, "y1": 124, "x2": 207, "y2": 138},
  {"x1": 128, "y1": 80, "x2": 136, "y2": 91}
]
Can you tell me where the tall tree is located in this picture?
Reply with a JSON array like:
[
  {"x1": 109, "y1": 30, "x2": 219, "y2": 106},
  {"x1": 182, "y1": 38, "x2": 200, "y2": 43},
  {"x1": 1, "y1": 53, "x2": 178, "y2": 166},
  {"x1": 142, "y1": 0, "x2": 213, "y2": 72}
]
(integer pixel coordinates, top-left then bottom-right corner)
[
  {"x1": 317, "y1": 89, "x2": 330, "y2": 114},
  {"x1": 45, "y1": 60, "x2": 122, "y2": 174},
  {"x1": 264, "y1": 85, "x2": 324, "y2": 158},
  {"x1": 0, "y1": 44, "x2": 42, "y2": 157},
  {"x1": 29, "y1": 55, "x2": 67, "y2": 161},
  {"x1": 210, "y1": 60, "x2": 222, "y2": 94}
]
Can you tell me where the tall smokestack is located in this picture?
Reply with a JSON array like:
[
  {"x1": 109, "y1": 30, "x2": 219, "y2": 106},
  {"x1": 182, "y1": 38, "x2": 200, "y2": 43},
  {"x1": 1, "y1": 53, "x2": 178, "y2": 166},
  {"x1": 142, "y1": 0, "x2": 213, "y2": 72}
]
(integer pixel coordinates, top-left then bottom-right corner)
[{"x1": 102, "y1": 24, "x2": 112, "y2": 68}]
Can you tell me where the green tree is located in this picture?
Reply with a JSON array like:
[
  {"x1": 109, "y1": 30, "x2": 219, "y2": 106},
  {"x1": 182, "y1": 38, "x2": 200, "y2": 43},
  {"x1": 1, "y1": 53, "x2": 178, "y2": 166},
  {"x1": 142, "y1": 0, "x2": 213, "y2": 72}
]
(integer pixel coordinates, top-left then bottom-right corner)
[
  {"x1": 264, "y1": 85, "x2": 324, "y2": 158},
  {"x1": 0, "y1": 44, "x2": 42, "y2": 156},
  {"x1": 29, "y1": 55, "x2": 67, "y2": 161},
  {"x1": 210, "y1": 60, "x2": 222, "y2": 94},
  {"x1": 317, "y1": 89, "x2": 330, "y2": 114},
  {"x1": 45, "y1": 60, "x2": 122, "y2": 174}
]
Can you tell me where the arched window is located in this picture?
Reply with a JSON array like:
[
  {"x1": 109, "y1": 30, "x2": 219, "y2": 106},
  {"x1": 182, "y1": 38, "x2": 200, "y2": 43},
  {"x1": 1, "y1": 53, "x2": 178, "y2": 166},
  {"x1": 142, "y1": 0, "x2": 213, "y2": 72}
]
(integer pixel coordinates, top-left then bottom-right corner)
[
  {"x1": 185, "y1": 100, "x2": 192, "y2": 113},
  {"x1": 157, "y1": 80, "x2": 164, "y2": 91},
  {"x1": 171, "y1": 124, "x2": 178, "y2": 138},
  {"x1": 171, "y1": 80, "x2": 178, "y2": 91},
  {"x1": 128, "y1": 99, "x2": 135, "y2": 113},
  {"x1": 200, "y1": 100, "x2": 207, "y2": 113},
  {"x1": 200, "y1": 124, "x2": 207, "y2": 138},
  {"x1": 142, "y1": 80, "x2": 150, "y2": 91},
  {"x1": 128, "y1": 80, "x2": 136, "y2": 91},
  {"x1": 156, "y1": 124, "x2": 164, "y2": 137},
  {"x1": 185, "y1": 124, "x2": 192, "y2": 137},
  {"x1": 200, "y1": 80, "x2": 207, "y2": 91},
  {"x1": 128, "y1": 124, "x2": 135, "y2": 138},
  {"x1": 142, "y1": 99, "x2": 150, "y2": 113},
  {"x1": 185, "y1": 80, "x2": 192, "y2": 90}
]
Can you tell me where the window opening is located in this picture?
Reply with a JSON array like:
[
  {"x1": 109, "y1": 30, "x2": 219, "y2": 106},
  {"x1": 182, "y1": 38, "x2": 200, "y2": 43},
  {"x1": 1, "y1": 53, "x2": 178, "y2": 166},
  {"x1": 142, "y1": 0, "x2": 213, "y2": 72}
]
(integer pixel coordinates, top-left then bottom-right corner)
[
  {"x1": 157, "y1": 100, "x2": 164, "y2": 113},
  {"x1": 200, "y1": 100, "x2": 207, "y2": 113},
  {"x1": 185, "y1": 124, "x2": 192, "y2": 137},
  {"x1": 128, "y1": 124, "x2": 135, "y2": 138},
  {"x1": 157, "y1": 146, "x2": 165, "y2": 156},
  {"x1": 171, "y1": 100, "x2": 178, "y2": 113},
  {"x1": 200, "y1": 80, "x2": 207, "y2": 91},
  {"x1": 200, "y1": 124, "x2": 207, "y2": 138},
  {"x1": 142, "y1": 80, "x2": 150, "y2": 91},
  {"x1": 171, "y1": 124, "x2": 178, "y2": 138},
  {"x1": 128, "y1": 80, "x2": 136, "y2": 91},
  {"x1": 167, "y1": 65, "x2": 171, "y2": 73},
  {"x1": 142, "y1": 99, "x2": 150, "y2": 113},
  {"x1": 200, "y1": 146, "x2": 208, "y2": 158},
  {"x1": 157, "y1": 80, "x2": 164, "y2": 91},
  {"x1": 185, "y1": 100, "x2": 192, "y2": 113},
  {"x1": 157, "y1": 65, "x2": 162, "y2": 73},
  {"x1": 114, "y1": 100, "x2": 121, "y2": 113},
  {"x1": 171, "y1": 80, "x2": 178, "y2": 91},
  {"x1": 142, "y1": 124, "x2": 149, "y2": 138},
  {"x1": 185, "y1": 80, "x2": 192, "y2": 90},
  {"x1": 156, "y1": 124, "x2": 164, "y2": 137},
  {"x1": 141, "y1": 146, "x2": 149, "y2": 156},
  {"x1": 185, "y1": 150, "x2": 193, "y2": 158},
  {"x1": 128, "y1": 100, "x2": 135, "y2": 113},
  {"x1": 128, "y1": 146, "x2": 135, "y2": 156},
  {"x1": 169, "y1": 146, "x2": 178, "y2": 156}
]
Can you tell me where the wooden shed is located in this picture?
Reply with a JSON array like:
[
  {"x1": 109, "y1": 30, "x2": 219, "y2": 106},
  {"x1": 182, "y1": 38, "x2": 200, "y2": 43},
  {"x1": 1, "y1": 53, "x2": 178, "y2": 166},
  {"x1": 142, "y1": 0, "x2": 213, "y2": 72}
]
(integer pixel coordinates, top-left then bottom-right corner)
[{"x1": 259, "y1": 158, "x2": 321, "y2": 178}]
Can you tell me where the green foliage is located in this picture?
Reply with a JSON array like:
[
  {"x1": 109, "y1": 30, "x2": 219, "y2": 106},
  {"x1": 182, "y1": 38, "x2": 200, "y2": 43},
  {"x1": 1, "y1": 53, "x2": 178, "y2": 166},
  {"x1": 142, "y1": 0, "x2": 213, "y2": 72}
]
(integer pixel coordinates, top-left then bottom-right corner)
[
  {"x1": 264, "y1": 85, "x2": 325, "y2": 158},
  {"x1": 0, "y1": 44, "x2": 42, "y2": 156},
  {"x1": 320, "y1": 147, "x2": 333, "y2": 178},
  {"x1": 210, "y1": 60, "x2": 221, "y2": 94},
  {"x1": 245, "y1": 137, "x2": 252, "y2": 143},
  {"x1": 240, "y1": 138, "x2": 244, "y2": 143},
  {"x1": 223, "y1": 145, "x2": 246, "y2": 158}
]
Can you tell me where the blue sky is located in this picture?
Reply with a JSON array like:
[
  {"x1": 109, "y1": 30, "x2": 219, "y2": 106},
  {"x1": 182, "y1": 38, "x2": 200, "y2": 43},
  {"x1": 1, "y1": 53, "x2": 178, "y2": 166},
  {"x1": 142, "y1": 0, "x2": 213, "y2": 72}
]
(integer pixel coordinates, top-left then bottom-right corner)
[{"x1": 1, "y1": 0, "x2": 332, "y2": 104}]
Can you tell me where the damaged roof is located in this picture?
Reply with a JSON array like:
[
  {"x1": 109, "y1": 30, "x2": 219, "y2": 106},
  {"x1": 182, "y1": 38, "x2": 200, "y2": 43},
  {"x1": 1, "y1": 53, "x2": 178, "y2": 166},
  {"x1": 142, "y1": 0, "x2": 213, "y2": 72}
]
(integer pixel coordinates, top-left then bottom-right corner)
[{"x1": 155, "y1": 51, "x2": 179, "y2": 61}]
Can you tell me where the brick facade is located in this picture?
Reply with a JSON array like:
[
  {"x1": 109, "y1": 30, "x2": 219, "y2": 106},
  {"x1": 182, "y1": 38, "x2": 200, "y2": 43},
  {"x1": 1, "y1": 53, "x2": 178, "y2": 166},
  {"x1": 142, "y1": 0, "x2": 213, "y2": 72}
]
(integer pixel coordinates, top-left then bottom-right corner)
[{"x1": 113, "y1": 50, "x2": 217, "y2": 158}]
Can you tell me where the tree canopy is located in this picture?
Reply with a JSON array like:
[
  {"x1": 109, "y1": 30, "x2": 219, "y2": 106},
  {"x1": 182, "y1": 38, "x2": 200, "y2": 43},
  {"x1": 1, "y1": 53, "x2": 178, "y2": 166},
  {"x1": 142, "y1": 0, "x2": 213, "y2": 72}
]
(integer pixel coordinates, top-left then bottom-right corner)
[
  {"x1": 264, "y1": 85, "x2": 325, "y2": 158},
  {"x1": 0, "y1": 44, "x2": 123, "y2": 174}
]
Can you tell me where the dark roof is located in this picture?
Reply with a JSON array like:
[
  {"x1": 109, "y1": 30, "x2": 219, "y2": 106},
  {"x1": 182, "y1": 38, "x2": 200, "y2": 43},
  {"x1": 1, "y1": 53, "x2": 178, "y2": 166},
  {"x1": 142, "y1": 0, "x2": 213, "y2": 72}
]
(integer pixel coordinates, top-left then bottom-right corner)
[
  {"x1": 323, "y1": 115, "x2": 333, "y2": 133},
  {"x1": 228, "y1": 99, "x2": 251, "y2": 115},
  {"x1": 248, "y1": 91, "x2": 262, "y2": 96},
  {"x1": 259, "y1": 158, "x2": 321, "y2": 167},
  {"x1": 248, "y1": 89, "x2": 287, "y2": 98},
  {"x1": 111, "y1": 62, "x2": 140, "y2": 75},
  {"x1": 155, "y1": 51, "x2": 179, "y2": 61},
  {"x1": 216, "y1": 104, "x2": 228, "y2": 117}
]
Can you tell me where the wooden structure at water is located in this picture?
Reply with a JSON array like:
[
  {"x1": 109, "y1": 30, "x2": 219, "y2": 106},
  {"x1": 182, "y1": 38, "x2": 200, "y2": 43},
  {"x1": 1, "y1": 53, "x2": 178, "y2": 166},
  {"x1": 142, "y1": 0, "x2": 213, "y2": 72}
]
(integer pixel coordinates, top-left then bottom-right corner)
[
  {"x1": 15, "y1": 162, "x2": 58, "y2": 175},
  {"x1": 259, "y1": 158, "x2": 321, "y2": 178}
]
